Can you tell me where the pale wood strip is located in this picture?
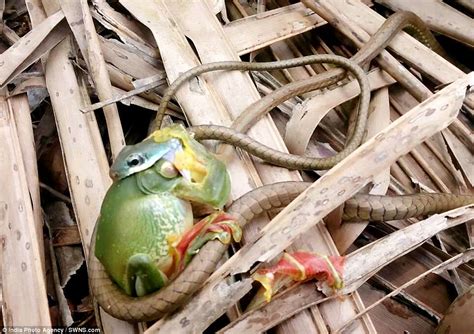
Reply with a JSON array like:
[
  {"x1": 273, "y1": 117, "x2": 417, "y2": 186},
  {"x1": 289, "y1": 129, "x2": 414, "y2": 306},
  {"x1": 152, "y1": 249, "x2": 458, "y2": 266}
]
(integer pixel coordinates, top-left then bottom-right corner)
[
  {"x1": 286, "y1": 68, "x2": 395, "y2": 155},
  {"x1": 328, "y1": 88, "x2": 391, "y2": 253},
  {"x1": 0, "y1": 10, "x2": 66, "y2": 86},
  {"x1": 389, "y1": 88, "x2": 468, "y2": 191},
  {"x1": 0, "y1": 94, "x2": 50, "y2": 326},
  {"x1": 60, "y1": 0, "x2": 125, "y2": 158},
  {"x1": 99, "y1": 36, "x2": 165, "y2": 81},
  {"x1": 45, "y1": 37, "x2": 136, "y2": 334},
  {"x1": 443, "y1": 129, "x2": 474, "y2": 187},
  {"x1": 326, "y1": 0, "x2": 474, "y2": 110},
  {"x1": 10, "y1": 95, "x2": 45, "y2": 271},
  {"x1": 375, "y1": 0, "x2": 474, "y2": 47},
  {"x1": 223, "y1": 2, "x2": 326, "y2": 55},
  {"x1": 28, "y1": 1, "x2": 135, "y2": 331},
  {"x1": 90, "y1": 0, "x2": 157, "y2": 57}
]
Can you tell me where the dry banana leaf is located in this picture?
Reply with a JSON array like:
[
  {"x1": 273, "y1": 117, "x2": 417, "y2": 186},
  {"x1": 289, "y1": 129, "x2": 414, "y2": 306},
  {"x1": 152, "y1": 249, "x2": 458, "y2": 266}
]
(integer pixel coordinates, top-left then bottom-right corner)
[
  {"x1": 0, "y1": 94, "x2": 50, "y2": 326},
  {"x1": 375, "y1": 0, "x2": 474, "y2": 47},
  {"x1": 0, "y1": 11, "x2": 66, "y2": 87},
  {"x1": 60, "y1": 0, "x2": 124, "y2": 158}
]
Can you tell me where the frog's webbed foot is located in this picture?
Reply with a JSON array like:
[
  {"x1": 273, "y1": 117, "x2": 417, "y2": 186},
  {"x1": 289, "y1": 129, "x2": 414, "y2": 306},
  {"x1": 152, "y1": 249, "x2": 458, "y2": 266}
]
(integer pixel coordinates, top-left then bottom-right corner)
[
  {"x1": 248, "y1": 252, "x2": 346, "y2": 310},
  {"x1": 125, "y1": 254, "x2": 169, "y2": 297},
  {"x1": 169, "y1": 211, "x2": 241, "y2": 274}
]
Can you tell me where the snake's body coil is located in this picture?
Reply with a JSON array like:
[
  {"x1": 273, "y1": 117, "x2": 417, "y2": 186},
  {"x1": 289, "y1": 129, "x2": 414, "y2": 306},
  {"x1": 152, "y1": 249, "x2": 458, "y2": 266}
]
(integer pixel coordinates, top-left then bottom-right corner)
[{"x1": 90, "y1": 182, "x2": 474, "y2": 321}]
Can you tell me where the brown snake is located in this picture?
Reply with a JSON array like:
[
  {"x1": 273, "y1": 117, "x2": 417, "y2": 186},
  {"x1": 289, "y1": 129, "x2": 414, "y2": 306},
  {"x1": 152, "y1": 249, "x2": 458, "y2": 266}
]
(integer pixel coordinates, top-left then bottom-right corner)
[
  {"x1": 89, "y1": 10, "x2": 472, "y2": 322},
  {"x1": 155, "y1": 11, "x2": 445, "y2": 169},
  {"x1": 157, "y1": 54, "x2": 369, "y2": 169}
]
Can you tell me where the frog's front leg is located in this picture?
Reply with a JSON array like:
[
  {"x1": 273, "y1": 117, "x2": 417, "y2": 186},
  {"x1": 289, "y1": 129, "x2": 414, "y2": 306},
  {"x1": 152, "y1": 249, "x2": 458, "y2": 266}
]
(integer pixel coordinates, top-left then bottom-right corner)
[
  {"x1": 170, "y1": 211, "x2": 242, "y2": 273},
  {"x1": 123, "y1": 212, "x2": 241, "y2": 297},
  {"x1": 125, "y1": 254, "x2": 169, "y2": 297}
]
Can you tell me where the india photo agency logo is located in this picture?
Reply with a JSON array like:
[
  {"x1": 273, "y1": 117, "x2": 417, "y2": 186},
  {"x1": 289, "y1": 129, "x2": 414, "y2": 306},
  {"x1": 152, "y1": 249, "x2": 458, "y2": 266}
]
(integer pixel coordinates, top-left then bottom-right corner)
[{"x1": 2, "y1": 327, "x2": 101, "y2": 334}]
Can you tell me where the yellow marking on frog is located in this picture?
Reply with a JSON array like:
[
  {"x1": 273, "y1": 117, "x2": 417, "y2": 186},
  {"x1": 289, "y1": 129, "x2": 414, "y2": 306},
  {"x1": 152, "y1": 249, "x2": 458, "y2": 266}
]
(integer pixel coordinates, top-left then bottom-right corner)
[
  {"x1": 150, "y1": 126, "x2": 188, "y2": 144},
  {"x1": 150, "y1": 125, "x2": 208, "y2": 183},
  {"x1": 174, "y1": 150, "x2": 207, "y2": 183}
]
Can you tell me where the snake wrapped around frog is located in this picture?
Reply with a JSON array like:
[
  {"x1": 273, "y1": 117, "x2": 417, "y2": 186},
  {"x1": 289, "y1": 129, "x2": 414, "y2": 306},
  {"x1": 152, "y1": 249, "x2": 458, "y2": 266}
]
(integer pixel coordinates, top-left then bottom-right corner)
[{"x1": 89, "y1": 7, "x2": 473, "y2": 322}]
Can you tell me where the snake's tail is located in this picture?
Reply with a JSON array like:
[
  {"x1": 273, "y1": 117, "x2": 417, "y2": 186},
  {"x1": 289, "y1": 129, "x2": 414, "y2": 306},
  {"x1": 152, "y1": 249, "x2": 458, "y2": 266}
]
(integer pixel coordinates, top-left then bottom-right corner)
[
  {"x1": 228, "y1": 182, "x2": 474, "y2": 223},
  {"x1": 343, "y1": 193, "x2": 474, "y2": 222}
]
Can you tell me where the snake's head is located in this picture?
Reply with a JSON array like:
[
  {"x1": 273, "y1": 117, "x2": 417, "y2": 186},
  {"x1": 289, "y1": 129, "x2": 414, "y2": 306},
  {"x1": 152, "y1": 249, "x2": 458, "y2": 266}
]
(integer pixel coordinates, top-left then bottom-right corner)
[{"x1": 111, "y1": 124, "x2": 231, "y2": 209}]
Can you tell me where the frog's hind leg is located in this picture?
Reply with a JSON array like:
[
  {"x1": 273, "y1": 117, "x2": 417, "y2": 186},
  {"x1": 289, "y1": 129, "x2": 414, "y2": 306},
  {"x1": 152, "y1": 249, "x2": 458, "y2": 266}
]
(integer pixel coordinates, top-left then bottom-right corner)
[{"x1": 125, "y1": 254, "x2": 168, "y2": 297}]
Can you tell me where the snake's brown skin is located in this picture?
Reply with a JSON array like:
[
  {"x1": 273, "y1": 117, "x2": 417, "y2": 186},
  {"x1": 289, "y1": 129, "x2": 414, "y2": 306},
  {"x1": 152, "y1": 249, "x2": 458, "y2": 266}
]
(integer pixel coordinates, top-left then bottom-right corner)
[
  {"x1": 153, "y1": 55, "x2": 367, "y2": 131},
  {"x1": 154, "y1": 54, "x2": 369, "y2": 170},
  {"x1": 188, "y1": 58, "x2": 367, "y2": 170},
  {"x1": 154, "y1": 11, "x2": 443, "y2": 170},
  {"x1": 89, "y1": 182, "x2": 474, "y2": 321},
  {"x1": 225, "y1": 182, "x2": 474, "y2": 224}
]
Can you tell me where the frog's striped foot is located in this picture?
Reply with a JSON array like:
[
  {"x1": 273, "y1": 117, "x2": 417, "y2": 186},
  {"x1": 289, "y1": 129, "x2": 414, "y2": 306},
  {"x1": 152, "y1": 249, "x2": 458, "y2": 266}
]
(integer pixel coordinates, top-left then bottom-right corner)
[
  {"x1": 125, "y1": 254, "x2": 169, "y2": 297},
  {"x1": 168, "y1": 211, "x2": 241, "y2": 275},
  {"x1": 249, "y1": 252, "x2": 345, "y2": 310}
]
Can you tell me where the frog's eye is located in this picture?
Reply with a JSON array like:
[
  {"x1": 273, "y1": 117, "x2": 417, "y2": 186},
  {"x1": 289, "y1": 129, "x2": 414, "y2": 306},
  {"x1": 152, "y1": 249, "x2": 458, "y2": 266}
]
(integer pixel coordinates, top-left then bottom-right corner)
[
  {"x1": 127, "y1": 154, "x2": 145, "y2": 167},
  {"x1": 159, "y1": 161, "x2": 179, "y2": 179}
]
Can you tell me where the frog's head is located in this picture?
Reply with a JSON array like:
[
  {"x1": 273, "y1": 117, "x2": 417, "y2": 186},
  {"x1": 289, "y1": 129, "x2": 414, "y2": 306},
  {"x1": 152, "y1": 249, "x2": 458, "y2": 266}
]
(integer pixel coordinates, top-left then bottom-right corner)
[
  {"x1": 111, "y1": 125, "x2": 231, "y2": 209},
  {"x1": 110, "y1": 137, "x2": 181, "y2": 180}
]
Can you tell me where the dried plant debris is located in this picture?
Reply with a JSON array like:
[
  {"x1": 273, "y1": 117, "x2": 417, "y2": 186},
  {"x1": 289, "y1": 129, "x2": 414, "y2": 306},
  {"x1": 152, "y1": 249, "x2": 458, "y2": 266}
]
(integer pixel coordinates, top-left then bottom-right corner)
[
  {"x1": 45, "y1": 202, "x2": 84, "y2": 288},
  {"x1": 0, "y1": 0, "x2": 472, "y2": 333}
]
